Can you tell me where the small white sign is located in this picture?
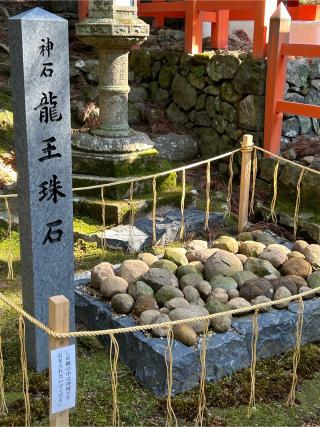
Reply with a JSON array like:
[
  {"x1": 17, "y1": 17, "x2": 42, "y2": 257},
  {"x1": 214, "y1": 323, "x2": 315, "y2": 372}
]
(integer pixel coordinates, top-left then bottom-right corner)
[
  {"x1": 50, "y1": 344, "x2": 76, "y2": 415},
  {"x1": 116, "y1": 0, "x2": 134, "y2": 6}
]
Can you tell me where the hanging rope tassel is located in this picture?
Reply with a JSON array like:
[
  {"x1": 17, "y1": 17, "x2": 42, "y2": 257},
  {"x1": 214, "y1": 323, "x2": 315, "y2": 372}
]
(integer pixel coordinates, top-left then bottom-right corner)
[
  {"x1": 4, "y1": 198, "x2": 13, "y2": 280},
  {"x1": 204, "y1": 161, "x2": 211, "y2": 232},
  {"x1": 127, "y1": 182, "x2": 135, "y2": 254},
  {"x1": 110, "y1": 334, "x2": 120, "y2": 427},
  {"x1": 195, "y1": 320, "x2": 209, "y2": 427},
  {"x1": 293, "y1": 170, "x2": 305, "y2": 241},
  {"x1": 226, "y1": 153, "x2": 234, "y2": 219},
  {"x1": 180, "y1": 170, "x2": 186, "y2": 241},
  {"x1": 18, "y1": 317, "x2": 31, "y2": 427},
  {"x1": 249, "y1": 148, "x2": 258, "y2": 217},
  {"x1": 287, "y1": 298, "x2": 304, "y2": 407},
  {"x1": 101, "y1": 187, "x2": 106, "y2": 251},
  {"x1": 0, "y1": 324, "x2": 8, "y2": 415},
  {"x1": 152, "y1": 177, "x2": 157, "y2": 246},
  {"x1": 270, "y1": 160, "x2": 280, "y2": 224},
  {"x1": 248, "y1": 309, "x2": 259, "y2": 418},
  {"x1": 165, "y1": 328, "x2": 177, "y2": 427}
]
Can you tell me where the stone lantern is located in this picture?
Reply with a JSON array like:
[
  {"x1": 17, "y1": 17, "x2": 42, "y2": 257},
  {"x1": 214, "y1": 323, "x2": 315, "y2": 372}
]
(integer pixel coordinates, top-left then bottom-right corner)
[{"x1": 73, "y1": 0, "x2": 155, "y2": 177}]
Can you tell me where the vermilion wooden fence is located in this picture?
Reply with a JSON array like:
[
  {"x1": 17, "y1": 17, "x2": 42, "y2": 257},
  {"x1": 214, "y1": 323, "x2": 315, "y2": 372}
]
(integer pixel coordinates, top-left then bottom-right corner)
[
  {"x1": 138, "y1": 0, "x2": 278, "y2": 58},
  {"x1": 78, "y1": 1, "x2": 320, "y2": 58},
  {"x1": 264, "y1": 2, "x2": 320, "y2": 155}
]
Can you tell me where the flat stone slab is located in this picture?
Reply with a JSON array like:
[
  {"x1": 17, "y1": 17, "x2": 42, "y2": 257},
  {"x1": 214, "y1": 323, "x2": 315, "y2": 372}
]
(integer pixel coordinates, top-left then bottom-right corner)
[
  {"x1": 74, "y1": 273, "x2": 320, "y2": 397},
  {"x1": 98, "y1": 208, "x2": 224, "y2": 252}
]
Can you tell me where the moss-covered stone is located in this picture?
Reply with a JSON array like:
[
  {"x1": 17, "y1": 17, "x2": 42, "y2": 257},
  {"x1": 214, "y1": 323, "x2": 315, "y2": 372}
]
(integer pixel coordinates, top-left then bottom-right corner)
[
  {"x1": 171, "y1": 74, "x2": 197, "y2": 111},
  {"x1": 205, "y1": 96, "x2": 216, "y2": 118},
  {"x1": 0, "y1": 108, "x2": 13, "y2": 154},
  {"x1": 238, "y1": 95, "x2": 265, "y2": 131},
  {"x1": 128, "y1": 103, "x2": 142, "y2": 124},
  {"x1": 207, "y1": 54, "x2": 241, "y2": 82},
  {"x1": 220, "y1": 81, "x2": 241, "y2": 104},
  {"x1": 187, "y1": 65, "x2": 206, "y2": 90},
  {"x1": 159, "y1": 65, "x2": 177, "y2": 89},
  {"x1": 72, "y1": 148, "x2": 159, "y2": 177},
  {"x1": 129, "y1": 50, "x2": 152, "y2": 80},
  {"x1": 166, "y1": 103, "x2": 188, "y2": 125},
  {"x1": 234, "y1": 58, "x2": 266, "y2": 95},
  {"x1": 0, "y1": 87, "x2": 12, "y2": 110}
]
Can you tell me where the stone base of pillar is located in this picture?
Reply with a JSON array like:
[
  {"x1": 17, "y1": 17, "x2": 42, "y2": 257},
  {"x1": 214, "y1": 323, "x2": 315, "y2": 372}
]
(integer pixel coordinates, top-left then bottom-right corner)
[
  {"x1": 72, "y1": 129, "x2": 160, "y2": 178},
  {"x1": 71, "y1": 129, "x2": 179, "y2": 222}
]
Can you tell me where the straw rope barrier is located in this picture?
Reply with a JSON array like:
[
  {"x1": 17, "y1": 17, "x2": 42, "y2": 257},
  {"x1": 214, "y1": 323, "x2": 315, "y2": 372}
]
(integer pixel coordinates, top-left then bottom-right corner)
[
  {"x1": 270, "y1": 159, "x2": 280, "y2": 224},
  {"x1": 101, "y1": 187, "x2": 107, "y2": 251},
  {"x1": 152, "y1": 176, "x2": 157, "y2": 246},
  {"x1": 0, "y1": 286, "x2": 316, "y2": 427},
  {"x1": 2, "y1": 143, "x2": 320, "y2": 427},
  {"x1": 286, "y1": 298, "x2": 304, "y2": 407},
  {"x1": 4, "y1": 198, "x2": 13, "y2": 280},
  {"x1": 204, "y1": 161, "x2": 211, "y2": 232},
  {"x1": 1, "y1": 145, "x2": 319, "y2": 203},
  {"x1": 248, "y1": 309, "x2": 259, "y2": 418},
  {"x1": 249, "y1": 147, "x2": 258, "y2": 217},
  {"x1": 0, "y1": 287, "x2": 318, "y2": 340},
  {"x1": 109, "y1": 334, "x2": 120, "y2": 427},
  {"x1": 180, "y1": 169, "x2": 186, "y2": 241},
  {"x1": 195, "y1": 319, "x2": 209, "y2": 427},
  {"x1": 255, "y1": 146, "x2": 320, "y2": 176},
  {"x1": 293, "y1": 170, "x2": 305, "y2": 241},
  {"x1": 0, "y1": 149, "x2": 241, "y2": 201},
  {"x1": 226, "y1": 153, "x2": 234, "y2": 219},
  {"x1": 18, "y1": 317, "x2": 31, "y2": 427},
  {"x1": 0, "y1": 324, "x2": 7, "y2": 416},
  {"x1": 165, "y1": 328, "x2": 178, "y2": 427}
]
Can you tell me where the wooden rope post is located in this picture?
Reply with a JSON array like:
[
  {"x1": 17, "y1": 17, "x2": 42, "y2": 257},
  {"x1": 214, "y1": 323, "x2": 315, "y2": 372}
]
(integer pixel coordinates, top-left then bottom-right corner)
[
  {"x1": 238, "y1": 135, "x2": 254, "y2": 233},
  {"x1": 49, "y1": 296, "x2": 70, "y2": 427},
  {"x1": 264, "y1": 3, "x2": 291, "y2": 155}
]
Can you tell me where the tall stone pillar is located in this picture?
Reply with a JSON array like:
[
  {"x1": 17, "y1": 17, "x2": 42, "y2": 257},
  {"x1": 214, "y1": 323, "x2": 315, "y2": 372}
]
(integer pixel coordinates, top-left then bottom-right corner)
[
  {"x1": 72, "y1": 1, "x2": 177, "y2": 226},
  {"x1": 96, "y1": 49, "x2": 130, "y2": 137}
]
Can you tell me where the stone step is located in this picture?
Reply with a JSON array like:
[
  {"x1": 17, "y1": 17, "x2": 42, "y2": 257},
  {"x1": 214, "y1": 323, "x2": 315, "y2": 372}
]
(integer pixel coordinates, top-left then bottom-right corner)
[
  {"x1": 72, "y1": 171, "x2": 177, "y2": 199},
  {"x1": 73, "y1": 185, "x2": 192, "y2": 225}
]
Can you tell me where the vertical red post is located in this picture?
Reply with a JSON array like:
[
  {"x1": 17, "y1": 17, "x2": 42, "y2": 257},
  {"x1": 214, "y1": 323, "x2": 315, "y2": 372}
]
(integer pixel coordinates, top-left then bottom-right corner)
[
  {"x1": 253, "y1": 0, "x2": 278, "y2": 59},
  {"x1": 152, "y1": 0, "x2": 166, "y2": 28},
  {"x1": 153, "y1": 14, "x2": 165, "y2": 28},
  {"x1": 185, "y1": 0, "x2": 202, "y2": 54},
  {"x1": 211, "y1": 10, "x2": 229, "y2": 49},
  {"x1": 264, "y1": 3, "x2": 291, "y2": 155},
  {"x1": 78, "y1": 0, "x2": 89, "y2": 22}
]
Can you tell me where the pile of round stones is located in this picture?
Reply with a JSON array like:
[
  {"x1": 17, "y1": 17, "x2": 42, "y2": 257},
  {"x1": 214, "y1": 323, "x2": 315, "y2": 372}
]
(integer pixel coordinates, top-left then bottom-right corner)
[{"x1": 90, "y1": 231, "x2": 320, "y2": 347}]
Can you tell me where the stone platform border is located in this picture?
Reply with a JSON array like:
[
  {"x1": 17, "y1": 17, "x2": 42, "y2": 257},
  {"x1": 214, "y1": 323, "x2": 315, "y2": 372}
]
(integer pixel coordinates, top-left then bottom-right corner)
[{"x1": 74, "y1": 273, "x2": 320, "y2": 397}]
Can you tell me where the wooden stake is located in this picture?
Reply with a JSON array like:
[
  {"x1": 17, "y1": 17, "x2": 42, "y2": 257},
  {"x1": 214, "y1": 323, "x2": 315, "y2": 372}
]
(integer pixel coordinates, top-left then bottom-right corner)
[
  {"x1": 238, "y1": 135, "x2": 254, "y2": 233},
  {"x1": 49, "y1": 295, "x2": 70, "y2": 427}
]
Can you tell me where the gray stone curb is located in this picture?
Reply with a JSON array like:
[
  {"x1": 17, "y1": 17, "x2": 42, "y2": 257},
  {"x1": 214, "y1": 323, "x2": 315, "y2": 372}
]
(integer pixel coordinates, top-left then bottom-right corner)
[{"x1": 74, "y1": 273, "x2": 320, "y2": 397}]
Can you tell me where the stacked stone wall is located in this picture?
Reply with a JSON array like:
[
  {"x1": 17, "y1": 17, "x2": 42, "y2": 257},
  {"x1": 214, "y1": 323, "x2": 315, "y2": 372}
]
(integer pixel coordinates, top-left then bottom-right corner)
[
  {"x1": 75, "y1": 50, "x2": 320, "y2": 158},
  {"x1": 128, "y1": 50, "x2": 266, "y2": 158},
  {"x1": 129, "y1": 51, "x2": 320, "y2": 155}
]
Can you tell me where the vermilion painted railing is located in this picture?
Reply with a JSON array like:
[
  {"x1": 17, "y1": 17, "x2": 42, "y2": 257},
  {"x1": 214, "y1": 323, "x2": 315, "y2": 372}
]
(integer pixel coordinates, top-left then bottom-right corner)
[
  {"x1": 137, "y1": 0, "x2": 278, "y2": 58},
  {"x1": 77, "y1": 0, "x2": 277, "y2": 58},
  {"x1": 78, "y1": 1, "x2": 320, "y2": 59},
  {"x1": 264, "y1": 2, "x2": 320, "y2": 155}
]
